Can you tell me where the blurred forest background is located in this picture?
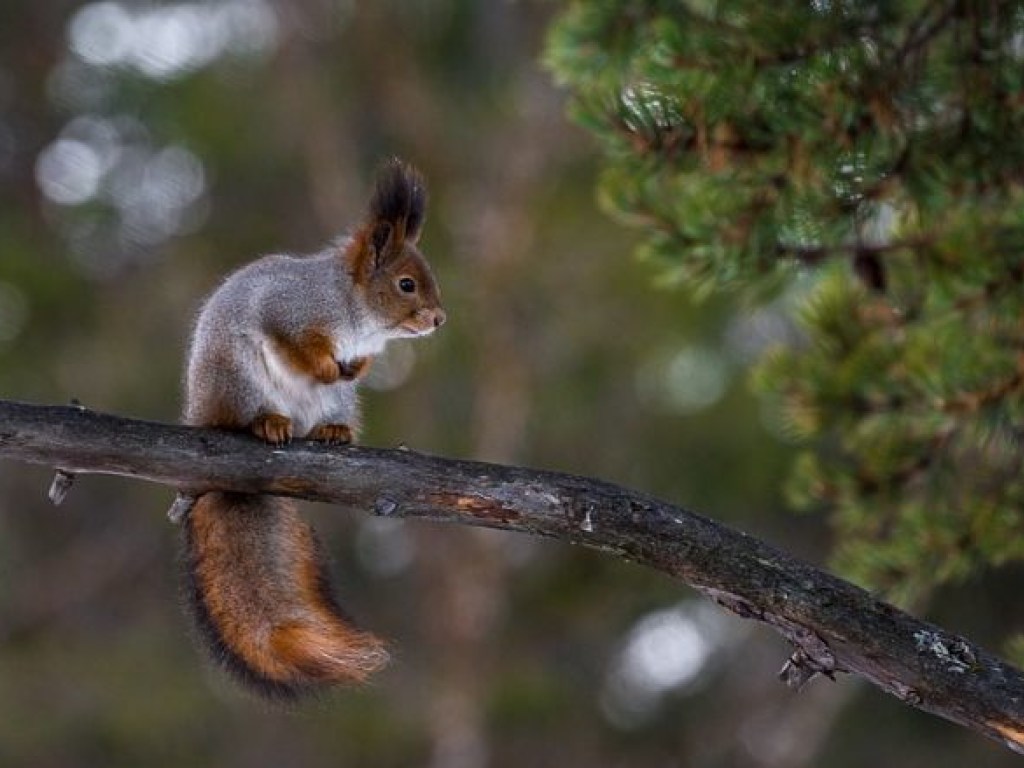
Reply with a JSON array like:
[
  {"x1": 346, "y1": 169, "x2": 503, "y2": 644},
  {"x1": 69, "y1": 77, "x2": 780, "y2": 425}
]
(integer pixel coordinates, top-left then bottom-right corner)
[{"x1": 0, "y1": 1, "x2": 1021, "y2": 766}]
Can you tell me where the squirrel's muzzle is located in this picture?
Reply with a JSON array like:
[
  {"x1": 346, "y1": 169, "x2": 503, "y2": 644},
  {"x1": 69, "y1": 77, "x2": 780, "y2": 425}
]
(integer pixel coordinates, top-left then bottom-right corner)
[{"x1": 401, "y1": 307, "x2": 446, "y2": 336}]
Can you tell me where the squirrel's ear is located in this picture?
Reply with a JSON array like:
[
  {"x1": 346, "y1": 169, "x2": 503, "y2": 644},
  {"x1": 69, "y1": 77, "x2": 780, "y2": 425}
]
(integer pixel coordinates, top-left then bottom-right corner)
[
  {"x1": 368, "y1": 158, "x2": 427, "y2": 246},
  {"x1": 370, "y1": 221, "x2": 394, "y2": 270},
  {"x1": 345, "y1": 159, "x2": 427, "y2": 282}
]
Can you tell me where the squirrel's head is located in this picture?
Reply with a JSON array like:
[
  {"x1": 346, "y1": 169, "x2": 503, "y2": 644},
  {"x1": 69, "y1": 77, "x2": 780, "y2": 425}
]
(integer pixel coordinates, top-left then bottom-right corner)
[{"x1": 345, "y1": 159, "x2": 446, "y2": 337}]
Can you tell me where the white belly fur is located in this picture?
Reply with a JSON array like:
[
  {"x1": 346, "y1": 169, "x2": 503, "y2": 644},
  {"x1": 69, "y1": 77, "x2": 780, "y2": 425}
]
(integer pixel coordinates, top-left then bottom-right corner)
[{"x1": 257, "y1": 338, "x2": 350, "y2": 436}]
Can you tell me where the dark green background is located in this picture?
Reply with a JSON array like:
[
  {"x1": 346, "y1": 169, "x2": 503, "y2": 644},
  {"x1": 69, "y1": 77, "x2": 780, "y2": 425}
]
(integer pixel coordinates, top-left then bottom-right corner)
[{"x1": 0, "y1": 2, "x2": 1018, "y2": 766}]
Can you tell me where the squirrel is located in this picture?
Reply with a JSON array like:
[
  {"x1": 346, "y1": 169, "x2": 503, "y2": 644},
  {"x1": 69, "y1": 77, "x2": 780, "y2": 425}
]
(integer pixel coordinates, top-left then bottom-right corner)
[{"x1": 180, "y1": 159, "x2": 445, "y2": 699}]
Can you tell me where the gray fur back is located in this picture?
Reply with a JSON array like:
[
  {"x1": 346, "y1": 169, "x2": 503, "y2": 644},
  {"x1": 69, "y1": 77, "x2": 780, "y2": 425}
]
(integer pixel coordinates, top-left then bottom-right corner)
[{"x1": 184, "y1": 249, "x2": 388, "y2": 436}]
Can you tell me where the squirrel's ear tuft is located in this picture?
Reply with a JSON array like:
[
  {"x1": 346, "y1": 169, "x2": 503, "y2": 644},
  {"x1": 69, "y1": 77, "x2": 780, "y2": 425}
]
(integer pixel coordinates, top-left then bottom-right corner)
[
  {"x1": 345, "y1": 159, "x2": 427, "y2": 282},
  {"x1": 368, "y1": 158, "x2": 427, "y2": 245},
  {"x1": 369, "y1": 221, "x2": 394, "y2": 270}
]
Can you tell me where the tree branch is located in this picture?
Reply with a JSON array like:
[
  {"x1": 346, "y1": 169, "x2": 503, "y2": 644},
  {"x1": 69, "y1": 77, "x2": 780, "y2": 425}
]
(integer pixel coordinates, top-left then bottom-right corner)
[{"x1": 0, "y1": 399, "x2": 1022, "y2": 753}]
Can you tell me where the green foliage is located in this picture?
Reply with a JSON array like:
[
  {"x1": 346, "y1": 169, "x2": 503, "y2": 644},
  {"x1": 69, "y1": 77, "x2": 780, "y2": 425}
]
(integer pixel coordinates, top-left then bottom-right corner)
[
  {"x1": 1007, "y1": 633, "x2": 1024, "y2": 669},
  {"x1": 546, "y1": 0, "x2": 1024, "y2": 602}
]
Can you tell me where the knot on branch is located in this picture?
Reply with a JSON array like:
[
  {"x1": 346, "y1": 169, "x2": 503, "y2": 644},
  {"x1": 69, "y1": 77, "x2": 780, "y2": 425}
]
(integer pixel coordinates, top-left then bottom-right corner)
[{"x1": 701, "y1": 586, "x2": 839, "y2": 689}]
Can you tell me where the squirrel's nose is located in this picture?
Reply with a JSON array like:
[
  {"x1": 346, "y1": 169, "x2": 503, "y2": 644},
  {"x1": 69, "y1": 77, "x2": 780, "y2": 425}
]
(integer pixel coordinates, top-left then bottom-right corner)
[{"x1": 433, "y1": 309, "x2": 447, "y2": 328}]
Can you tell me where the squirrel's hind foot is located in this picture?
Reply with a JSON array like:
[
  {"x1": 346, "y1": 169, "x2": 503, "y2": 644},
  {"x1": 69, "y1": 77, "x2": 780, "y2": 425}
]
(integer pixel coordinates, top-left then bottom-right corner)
[
  {"x1": 308, "y1": 423, "x2": 354, "y2": 445},
  {"x1": 252, "y1": 413, "x2": 293, "y2": 446}
]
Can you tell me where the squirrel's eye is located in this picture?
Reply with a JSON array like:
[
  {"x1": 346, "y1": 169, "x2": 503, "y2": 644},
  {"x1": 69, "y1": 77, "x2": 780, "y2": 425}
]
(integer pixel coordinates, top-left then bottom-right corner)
[{"x1": 398, "y1": 277, "x2": 416, "y2": 294}]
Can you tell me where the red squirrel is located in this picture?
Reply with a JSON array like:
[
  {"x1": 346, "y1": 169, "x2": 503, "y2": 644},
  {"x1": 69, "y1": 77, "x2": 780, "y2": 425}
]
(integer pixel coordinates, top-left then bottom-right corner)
[{"x1": 181, "y1": 159, "x2": 445, "y2": 698}]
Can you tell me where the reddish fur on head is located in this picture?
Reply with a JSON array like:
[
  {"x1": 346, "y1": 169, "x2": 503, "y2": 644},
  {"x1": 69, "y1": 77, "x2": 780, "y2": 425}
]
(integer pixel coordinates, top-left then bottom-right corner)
[{"x1": 344, "y1": 158, "x2": 446, "y2": 335}]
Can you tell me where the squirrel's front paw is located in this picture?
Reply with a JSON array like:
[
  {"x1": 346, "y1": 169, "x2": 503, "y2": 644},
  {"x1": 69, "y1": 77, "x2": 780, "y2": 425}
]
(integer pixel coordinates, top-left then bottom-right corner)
[
  {"x1": 338, "y1": 356, "x2": 372, "y2": 381},
  {"x1": 252, "y1": 413, "x2": 293, "y2": 446},
  {"x1": 308, "y1": 423, "x2": 353, "y2": 445},
  {"x1": 312, "y1": 356, "x2": 342, "y2": 385}
]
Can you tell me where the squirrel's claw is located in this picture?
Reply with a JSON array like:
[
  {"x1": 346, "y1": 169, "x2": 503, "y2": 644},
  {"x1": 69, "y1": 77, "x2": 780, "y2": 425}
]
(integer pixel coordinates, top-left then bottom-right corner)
[
  {"x1": 252, "y1": 413, "x2": 293, "y2": 446},
  {"x1": 308, "y1": 423, "x2": 353, "y2": 446}
]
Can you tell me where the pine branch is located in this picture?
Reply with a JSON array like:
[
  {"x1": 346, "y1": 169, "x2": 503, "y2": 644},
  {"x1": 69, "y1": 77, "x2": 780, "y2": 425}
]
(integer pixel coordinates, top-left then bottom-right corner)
[
  {"x1": 0, "y1": 399, "x2": 1022, "y2": 754},
  {"x1": 889, "y1": 0, "x2": 961, "y2": 66}
]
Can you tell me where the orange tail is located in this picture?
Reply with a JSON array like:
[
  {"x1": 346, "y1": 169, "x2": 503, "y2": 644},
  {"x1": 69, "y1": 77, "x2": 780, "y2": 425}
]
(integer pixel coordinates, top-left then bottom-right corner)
[{"x1": 183, "y1": 492, "x2": 388, "y2": 699}]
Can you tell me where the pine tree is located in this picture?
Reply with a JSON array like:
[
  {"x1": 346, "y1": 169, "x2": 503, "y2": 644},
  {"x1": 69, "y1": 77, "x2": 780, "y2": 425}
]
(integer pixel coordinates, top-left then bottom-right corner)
[{"x1": 545, "y1": 1, "x2": 1024, "y2": 607}]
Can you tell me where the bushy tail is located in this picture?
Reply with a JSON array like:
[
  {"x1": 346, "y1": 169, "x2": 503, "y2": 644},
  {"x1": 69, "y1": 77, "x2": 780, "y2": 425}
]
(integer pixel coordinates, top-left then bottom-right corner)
[{"x1": 183, "y1": 492, "x2": 389, "y2": 699}]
